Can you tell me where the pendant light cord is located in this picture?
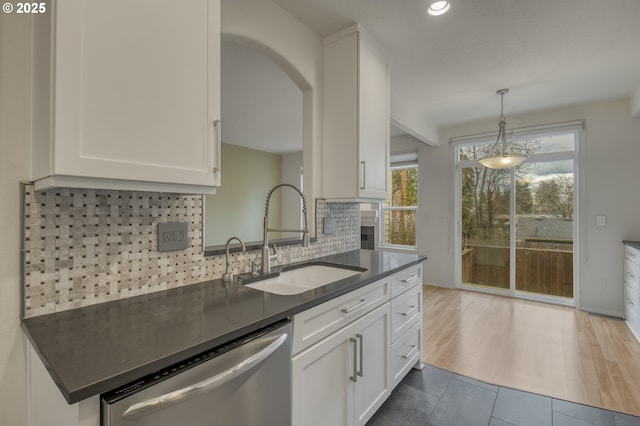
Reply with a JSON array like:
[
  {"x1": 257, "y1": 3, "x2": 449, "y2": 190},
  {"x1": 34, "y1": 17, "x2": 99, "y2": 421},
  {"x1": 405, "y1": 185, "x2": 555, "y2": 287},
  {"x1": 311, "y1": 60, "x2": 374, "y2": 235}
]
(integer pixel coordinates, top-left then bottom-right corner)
[{"x1": 497, "y1": 90, "x2": 507, "y2": 157}]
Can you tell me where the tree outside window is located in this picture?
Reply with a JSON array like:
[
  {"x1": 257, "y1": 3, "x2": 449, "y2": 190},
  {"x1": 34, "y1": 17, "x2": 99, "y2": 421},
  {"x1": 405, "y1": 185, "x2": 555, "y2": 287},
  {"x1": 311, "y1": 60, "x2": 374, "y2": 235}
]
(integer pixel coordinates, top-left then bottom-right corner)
[{"x1": 382, "y1": 165, "x2": 418, "y2": 247}]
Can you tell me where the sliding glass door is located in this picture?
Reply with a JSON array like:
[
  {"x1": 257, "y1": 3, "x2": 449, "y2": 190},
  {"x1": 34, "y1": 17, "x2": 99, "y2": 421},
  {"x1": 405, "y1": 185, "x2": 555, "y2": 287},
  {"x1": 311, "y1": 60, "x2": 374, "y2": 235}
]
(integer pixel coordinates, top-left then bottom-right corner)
[
  {"x1": 515, "y1": 159, "x2": 574, "y2": 299},
  {"x1": 455, "y1": 126, "x2": 578, "y2": 304},
  {"x1": 460, "y1": 165, "x2": 511, "y2": 291}
]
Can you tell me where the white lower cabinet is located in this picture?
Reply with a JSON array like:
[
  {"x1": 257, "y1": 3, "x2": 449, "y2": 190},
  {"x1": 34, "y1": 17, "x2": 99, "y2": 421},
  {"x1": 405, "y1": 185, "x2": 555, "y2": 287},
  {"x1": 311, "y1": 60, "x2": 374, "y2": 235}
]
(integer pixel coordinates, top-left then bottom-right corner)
[
  {"x1": 292, "y1": 303, "x2": 391, "y2": 426},
  {"x1": 292, "y1": 264, "x2": 424, "y2": 426},
  {"x1": 353, "y1": 305, "x2": 392, "y2": 425},
  {"x1": 27, "y1": 343, "x2": 100, "y2": 426}
]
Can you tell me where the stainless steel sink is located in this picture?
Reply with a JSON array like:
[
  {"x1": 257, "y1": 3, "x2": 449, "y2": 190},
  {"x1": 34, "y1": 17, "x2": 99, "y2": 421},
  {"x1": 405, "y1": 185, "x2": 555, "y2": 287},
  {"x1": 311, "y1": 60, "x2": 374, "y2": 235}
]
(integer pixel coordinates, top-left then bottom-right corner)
[{"x1": 244, "y1": 264, "x2": 365, "y2": 295}]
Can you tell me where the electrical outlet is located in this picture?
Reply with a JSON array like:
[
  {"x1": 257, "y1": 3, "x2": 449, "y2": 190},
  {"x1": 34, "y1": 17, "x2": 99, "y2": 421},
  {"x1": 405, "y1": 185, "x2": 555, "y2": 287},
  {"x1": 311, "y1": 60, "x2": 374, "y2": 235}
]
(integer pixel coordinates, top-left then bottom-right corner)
[
  {"x1": 324, "y1": 217, "x2": 335, "y2": 235},
  {"x1": 158, "y1": 222, "x2": 189, "y2": 252},
  {"x1": 162, "y1": 231, "x2": 185, "y2": 243}
]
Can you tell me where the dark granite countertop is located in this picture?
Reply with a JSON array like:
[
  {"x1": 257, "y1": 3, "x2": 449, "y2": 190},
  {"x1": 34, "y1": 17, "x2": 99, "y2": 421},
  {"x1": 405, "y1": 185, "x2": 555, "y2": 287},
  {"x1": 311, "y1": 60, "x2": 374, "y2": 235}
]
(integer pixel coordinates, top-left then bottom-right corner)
[
  {"x1": 22, "y1": 249, "x2": 427, "y2": 404},
  {"x1": 623, "y1": 241, "x2": 640, "y2": 251}
]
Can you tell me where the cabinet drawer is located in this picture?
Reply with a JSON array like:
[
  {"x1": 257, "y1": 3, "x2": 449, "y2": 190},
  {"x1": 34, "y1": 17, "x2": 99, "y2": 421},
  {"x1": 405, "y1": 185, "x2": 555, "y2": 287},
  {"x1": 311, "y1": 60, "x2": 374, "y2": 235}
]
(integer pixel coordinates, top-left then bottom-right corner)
[
  {"x1": 625, "y1": 245, "x2": 640, "y2": 265},
  {"x1": 390, "y1": 265, "x2": 422, "y2": 298},
  {"x1": 625, "y1": 282, "x2": 639, "y2": 322},
  {"x1": 390, "y1": 321, "x2": 422, "y2": 389},
  {"x1": 624, "y1": 258, "x2": 640, "y2": 292},
  {"x1": 391, "y1": 284, "x2": 422, "y2": 342},
  {"x1": 292, "y1": 278, "x2": 390, "y2": 354}
]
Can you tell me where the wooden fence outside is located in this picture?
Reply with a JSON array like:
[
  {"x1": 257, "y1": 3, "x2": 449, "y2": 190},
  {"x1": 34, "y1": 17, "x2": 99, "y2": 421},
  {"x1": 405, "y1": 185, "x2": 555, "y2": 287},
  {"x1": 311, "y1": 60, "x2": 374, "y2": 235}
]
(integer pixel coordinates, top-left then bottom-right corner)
[{"x1": 462, "y1": 244, "x2": 573, "y2": 298}]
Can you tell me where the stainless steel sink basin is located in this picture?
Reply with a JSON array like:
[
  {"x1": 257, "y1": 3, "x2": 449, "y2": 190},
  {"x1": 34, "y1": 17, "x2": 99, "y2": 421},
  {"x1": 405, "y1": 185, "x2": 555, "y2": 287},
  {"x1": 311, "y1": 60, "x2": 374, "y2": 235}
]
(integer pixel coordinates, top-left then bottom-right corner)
[{"x1": 244, "y1": 264, "x2": 365, "y2": 295}]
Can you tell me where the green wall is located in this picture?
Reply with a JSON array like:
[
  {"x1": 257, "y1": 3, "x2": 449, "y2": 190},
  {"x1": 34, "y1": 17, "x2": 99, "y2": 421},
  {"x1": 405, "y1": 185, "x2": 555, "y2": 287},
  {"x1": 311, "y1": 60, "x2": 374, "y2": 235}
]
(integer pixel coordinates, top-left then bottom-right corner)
[{"x1": 205, "y1": 143, "x2": 282, "y2": 247}]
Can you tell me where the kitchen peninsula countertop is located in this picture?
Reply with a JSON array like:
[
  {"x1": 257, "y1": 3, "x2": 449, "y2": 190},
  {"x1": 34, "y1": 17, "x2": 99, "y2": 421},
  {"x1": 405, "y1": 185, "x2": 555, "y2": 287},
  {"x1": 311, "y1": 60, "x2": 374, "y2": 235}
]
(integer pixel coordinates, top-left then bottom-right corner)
[{"x1": 22, "y1": 249, "x2": 427, "y2": 404}]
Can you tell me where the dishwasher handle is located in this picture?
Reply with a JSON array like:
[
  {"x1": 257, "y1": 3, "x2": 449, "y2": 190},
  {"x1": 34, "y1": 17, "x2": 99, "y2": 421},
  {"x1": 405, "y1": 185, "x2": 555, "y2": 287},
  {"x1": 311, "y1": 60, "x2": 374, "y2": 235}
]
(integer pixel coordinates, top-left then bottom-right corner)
[{"x1": 121, "y1": 332, "x2": 288, "y2": 420}]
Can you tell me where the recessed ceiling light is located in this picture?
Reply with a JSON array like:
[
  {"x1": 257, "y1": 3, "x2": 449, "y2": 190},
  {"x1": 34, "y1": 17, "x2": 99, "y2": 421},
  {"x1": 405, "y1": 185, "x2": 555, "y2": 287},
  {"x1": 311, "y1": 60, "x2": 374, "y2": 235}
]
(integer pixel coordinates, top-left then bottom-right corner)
[{"x1": 427, "y1": 0, "x2": 451, "y2": 16}]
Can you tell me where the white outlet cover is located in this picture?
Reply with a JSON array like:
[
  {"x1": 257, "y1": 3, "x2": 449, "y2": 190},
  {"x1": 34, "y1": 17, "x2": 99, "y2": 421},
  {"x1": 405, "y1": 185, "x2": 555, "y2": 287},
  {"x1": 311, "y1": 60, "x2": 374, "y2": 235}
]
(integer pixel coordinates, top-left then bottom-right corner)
[{"x1": 323, "y1": 217, "x2": 335, "y2": 235}]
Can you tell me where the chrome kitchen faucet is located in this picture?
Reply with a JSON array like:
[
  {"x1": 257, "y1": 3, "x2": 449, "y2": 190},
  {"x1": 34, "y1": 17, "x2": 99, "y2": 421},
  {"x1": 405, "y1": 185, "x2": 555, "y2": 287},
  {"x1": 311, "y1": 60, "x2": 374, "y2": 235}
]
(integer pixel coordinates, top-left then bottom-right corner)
[
  {"x1": 261, "y1": 184, "x2": 309, "y2": 274},
  {"x1": 222, "y1": 236, "x2": 246, "y2": 283}
]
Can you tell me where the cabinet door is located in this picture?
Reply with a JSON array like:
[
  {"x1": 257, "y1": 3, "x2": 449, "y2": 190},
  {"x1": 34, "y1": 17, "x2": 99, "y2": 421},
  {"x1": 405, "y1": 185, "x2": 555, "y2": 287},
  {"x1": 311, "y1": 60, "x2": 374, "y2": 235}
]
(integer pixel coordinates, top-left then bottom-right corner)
[
  {"x1": 352, "y1": 304, "x2": 391, "y2": 426},
  {"x1": 50, "y1": 0, "x2": 220, "y2": 189},
  {"x1": 322, "y1": 31, "x2": 359, "y2": 200},
  {"x1": 292, "y1": 325, "x2": 354, "y2": 426},
  {"x1": 322, "y1": 26, "x2": 389, "y2": 201},
  {"x1": 357, "y1": 35, "x2": 389, "y2": 200}
]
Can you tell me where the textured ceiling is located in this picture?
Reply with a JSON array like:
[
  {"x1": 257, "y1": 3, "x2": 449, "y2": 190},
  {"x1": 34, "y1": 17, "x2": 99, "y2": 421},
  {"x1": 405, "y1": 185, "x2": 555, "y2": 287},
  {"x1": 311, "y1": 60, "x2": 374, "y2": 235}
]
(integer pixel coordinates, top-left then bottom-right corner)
[{"x1": 273, "y1": 0, "x2": 640, "y2": 129}]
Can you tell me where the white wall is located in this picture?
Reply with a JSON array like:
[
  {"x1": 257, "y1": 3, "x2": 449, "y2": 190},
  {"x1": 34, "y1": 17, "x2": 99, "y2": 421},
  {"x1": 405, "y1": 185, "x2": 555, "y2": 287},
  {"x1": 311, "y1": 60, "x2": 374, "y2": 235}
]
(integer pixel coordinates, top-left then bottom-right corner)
[
  {"x1": 205, "y1": 143, "x2": 282, "y2": 246},
  {"x1": 0, "y1": 11, "x2": 30, "y2": 426},
  {"x1": 420, "y1": 99, "x2": 640, "y2": 316}
]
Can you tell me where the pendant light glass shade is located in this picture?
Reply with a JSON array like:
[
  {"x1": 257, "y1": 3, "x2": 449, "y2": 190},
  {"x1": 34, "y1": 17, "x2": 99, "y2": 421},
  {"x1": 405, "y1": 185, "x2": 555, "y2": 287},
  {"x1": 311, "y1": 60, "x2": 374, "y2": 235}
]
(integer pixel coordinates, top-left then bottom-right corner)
[{"x1": 477, "y1": 89, "x2": 527, "y2": 169}]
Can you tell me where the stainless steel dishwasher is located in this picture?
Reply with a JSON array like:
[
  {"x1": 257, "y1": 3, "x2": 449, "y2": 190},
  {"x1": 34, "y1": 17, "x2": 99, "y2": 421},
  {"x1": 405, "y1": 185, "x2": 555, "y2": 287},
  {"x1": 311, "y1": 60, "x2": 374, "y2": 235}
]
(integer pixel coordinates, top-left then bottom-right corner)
[{"x1": 101, "y1": 320, "x2": 291, "y2": 426}]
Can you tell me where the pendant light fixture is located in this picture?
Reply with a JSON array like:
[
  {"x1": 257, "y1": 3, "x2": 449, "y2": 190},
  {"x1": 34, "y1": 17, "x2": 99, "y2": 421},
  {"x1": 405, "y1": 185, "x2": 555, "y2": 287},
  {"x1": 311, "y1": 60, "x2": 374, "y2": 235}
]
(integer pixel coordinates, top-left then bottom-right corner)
[{"x1": 477, "y1": 89, "x2": 527, "y2": 169}]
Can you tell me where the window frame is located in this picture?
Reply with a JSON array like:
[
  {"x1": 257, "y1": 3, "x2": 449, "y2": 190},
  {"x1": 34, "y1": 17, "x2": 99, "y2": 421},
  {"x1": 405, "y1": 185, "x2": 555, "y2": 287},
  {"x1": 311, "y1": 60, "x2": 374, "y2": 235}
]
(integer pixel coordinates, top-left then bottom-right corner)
[
  {"x1": 452, "y1": 120, "x2": 582, "y2": 306},
  {"x1": 379, "y1": 162, "x2": 419, "y2": 251}
]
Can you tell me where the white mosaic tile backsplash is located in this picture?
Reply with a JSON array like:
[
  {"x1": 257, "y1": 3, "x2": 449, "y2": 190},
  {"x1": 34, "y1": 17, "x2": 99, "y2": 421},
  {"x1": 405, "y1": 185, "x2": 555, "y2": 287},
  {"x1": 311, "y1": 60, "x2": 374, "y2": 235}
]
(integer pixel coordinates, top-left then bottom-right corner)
[{"x1": 22, "y1": 184, "x2": 360, "y2": 317}]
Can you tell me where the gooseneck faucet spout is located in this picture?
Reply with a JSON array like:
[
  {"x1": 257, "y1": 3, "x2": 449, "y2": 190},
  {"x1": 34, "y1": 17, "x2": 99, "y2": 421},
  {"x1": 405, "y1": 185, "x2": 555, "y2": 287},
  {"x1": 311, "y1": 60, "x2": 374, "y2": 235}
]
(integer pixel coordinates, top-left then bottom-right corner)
[
  {"x1": 262, "y1": 184, "x2": 309, "y2": 274},
  {"x1": 222, "y1": 236, "x2": 246, "y2": 283}
]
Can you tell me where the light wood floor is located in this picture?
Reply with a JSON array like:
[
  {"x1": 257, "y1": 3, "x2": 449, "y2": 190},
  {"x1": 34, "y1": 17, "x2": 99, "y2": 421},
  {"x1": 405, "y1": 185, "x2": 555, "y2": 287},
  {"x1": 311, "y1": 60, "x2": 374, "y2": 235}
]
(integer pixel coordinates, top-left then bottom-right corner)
[{"x1": 422, "y1": 285, "x2": 640, "y2": 417}]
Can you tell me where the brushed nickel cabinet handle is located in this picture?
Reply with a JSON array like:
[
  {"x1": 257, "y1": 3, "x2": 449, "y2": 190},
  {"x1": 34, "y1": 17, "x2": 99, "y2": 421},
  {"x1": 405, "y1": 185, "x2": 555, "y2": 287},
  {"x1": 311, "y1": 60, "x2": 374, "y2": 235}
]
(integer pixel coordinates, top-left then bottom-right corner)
[
  {"x1": 402, "y1": 345, "x2": 418, "y2": 360},
  {"x1": 360, "y1": 161, "x2": 366, "y2": 190},
  {"x1": 356, "y1": 333, "x2": 364, "y2": 378},
  {"x1": 350, "y1": 337, "x2": 358, "y2": 383},
  {"x1": 400, "y1": 274, "x2": 418, "y2": 284},
  {"x1": 401, "y1": 305, "x2": 417, "y2": 317},
  {"x1": 341, "y1": 299, "x2": 368, "y2": 314},
  {"x1": 213, "y1": 119, "x2": 221, "y2": 174}
]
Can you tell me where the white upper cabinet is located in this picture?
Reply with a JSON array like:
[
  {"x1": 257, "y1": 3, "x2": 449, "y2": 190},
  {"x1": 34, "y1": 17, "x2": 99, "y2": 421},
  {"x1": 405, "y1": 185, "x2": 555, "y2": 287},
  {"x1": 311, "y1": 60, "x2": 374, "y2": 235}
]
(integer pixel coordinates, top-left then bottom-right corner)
[
  {"x1": 322, "y1": 24, "x2": 389, "y2": 201},
  {"x1": 30, "y1": 0, "x2": 221, "y2": 194}
]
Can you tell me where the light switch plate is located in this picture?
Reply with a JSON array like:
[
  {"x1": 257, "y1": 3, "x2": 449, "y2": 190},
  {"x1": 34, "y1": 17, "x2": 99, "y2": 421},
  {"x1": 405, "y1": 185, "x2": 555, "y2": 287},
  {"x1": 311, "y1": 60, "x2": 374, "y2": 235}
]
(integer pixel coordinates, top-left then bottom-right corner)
[
  {"x1": 158, "y1": 222, "x2": 189, "y2": 252},
  {"x1": 595, "y1": 215, "x2": 607, "y2": 227}
]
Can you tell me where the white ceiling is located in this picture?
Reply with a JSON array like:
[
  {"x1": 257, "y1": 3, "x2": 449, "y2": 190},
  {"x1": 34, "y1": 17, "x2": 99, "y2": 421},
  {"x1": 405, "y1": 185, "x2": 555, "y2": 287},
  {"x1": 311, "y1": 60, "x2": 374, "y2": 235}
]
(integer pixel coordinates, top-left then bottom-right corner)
[{"x1": 273, "y1": 0, "x2": 640, "y2": 130}]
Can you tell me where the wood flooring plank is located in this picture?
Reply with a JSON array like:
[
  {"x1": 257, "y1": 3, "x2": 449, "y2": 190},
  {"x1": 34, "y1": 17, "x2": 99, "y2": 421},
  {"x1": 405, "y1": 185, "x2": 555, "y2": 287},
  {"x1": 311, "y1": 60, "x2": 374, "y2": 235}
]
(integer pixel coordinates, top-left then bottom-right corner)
[{"x1": 421, "y1": 285, "x2": 640, "y2": 417}]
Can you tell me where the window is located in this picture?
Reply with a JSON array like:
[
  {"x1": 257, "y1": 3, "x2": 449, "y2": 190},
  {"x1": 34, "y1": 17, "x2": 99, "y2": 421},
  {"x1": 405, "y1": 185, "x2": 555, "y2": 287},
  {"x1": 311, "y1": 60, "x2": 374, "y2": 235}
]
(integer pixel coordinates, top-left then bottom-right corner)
[
  {"x1": 453, "y1": 120, "x2": 581, "y2": 304},
  {"x1": 381, "y1": 152, "x2": 418, "y2": 248}
]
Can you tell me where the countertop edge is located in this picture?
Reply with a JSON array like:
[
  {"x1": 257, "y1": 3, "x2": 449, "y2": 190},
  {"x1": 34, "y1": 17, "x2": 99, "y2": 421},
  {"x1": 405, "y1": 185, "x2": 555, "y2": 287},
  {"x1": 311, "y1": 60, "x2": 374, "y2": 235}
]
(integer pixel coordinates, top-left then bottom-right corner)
[{"x1": 623, "y1": 240, "x2": 640, "y2": 251}]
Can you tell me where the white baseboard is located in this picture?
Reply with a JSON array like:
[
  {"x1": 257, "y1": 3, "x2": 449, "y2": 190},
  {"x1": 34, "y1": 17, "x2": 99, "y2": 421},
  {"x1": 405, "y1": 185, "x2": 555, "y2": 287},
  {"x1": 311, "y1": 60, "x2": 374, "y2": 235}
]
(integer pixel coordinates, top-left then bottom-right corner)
[{"x1": 576, "y1": 304, "x2": 623, "y2": 319}]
